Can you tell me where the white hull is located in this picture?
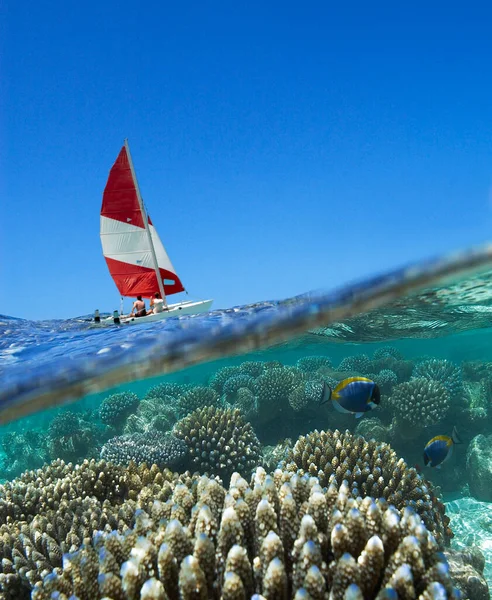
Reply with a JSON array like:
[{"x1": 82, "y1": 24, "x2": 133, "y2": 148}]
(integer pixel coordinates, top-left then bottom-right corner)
[{"x1": 102, "y1": 299, "x2": 213, "y2": 325}]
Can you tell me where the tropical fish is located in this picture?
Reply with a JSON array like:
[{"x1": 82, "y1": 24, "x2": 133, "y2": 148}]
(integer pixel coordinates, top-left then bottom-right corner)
[
  {"x1": 320, "y1": 377, "x2": 380, "y2": 418},
  {"x1": 423, "y1": 427, "x2": 462, "y2": 468}
]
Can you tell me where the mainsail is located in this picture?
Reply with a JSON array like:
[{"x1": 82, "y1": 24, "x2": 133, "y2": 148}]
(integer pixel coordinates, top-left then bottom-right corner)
[{"x1": 100, "y1": 143, "x2": 185, "y2": 299}]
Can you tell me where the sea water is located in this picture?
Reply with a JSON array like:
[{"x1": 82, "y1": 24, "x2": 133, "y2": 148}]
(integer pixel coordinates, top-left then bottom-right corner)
[{"x1": 1, "y1": 249, "x2": 492, "y2": 599}]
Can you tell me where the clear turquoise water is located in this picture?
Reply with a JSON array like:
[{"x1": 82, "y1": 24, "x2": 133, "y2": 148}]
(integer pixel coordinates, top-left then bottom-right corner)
[{"x1": 1, "y1": 247, "x2": 492, "y2": 598}]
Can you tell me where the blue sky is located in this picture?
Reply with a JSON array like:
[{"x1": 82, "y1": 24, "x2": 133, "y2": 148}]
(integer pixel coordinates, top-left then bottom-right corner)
[{"x1": 2, "y1": 2, "x2": 492, "y2": 320}]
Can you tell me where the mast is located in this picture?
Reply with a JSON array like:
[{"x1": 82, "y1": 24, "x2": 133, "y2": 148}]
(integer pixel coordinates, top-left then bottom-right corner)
[{"x1": 124, "y1": 139, "x2": 168, "y2": 306}]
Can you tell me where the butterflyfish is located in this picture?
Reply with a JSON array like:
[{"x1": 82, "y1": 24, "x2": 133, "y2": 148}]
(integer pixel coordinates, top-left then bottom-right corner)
[
  {"x1": 320, "y1": 377, "x2": 380, "y2": 418},
  {"x1": 423, "y1": 427, "x2": 462, "y2": 468}
]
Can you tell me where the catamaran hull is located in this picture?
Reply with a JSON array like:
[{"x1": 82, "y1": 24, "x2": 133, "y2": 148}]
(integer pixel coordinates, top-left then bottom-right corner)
[{"x1": 102, "y1": 299, "x2": 213, "y2": 325}]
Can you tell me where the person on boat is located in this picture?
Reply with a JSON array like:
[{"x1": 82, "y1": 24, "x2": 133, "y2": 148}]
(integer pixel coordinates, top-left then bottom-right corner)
[
  {"x1": 130, "y1": 296, "x2": 147, "y2": 318},
  {"x1": 149, "y1": 292, "x2": 165, "y2": 314}
]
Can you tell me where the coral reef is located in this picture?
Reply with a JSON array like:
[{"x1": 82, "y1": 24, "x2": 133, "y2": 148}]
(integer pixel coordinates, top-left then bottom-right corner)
[
  {"x1": 371, "y1": 368, "x2": 398, "y2": 395},
  {"x1": 233, "y1": 387, "x2": 258, "y2": 421},
  {"x1": 338, "y1": 354, "x2": 371, "y2": 374},
  {"x1": 0, "y1": 459, "x2": 196, "y2": 598},
  {"x1": 443, "y1": 549, "x2": 489, "y2": 600},
  {"x1": 47, "y1": 410, "x2": 110, "y2": 464},
  {"x1": 173, "y1": 406, "x2": 261, "y2": 482},
  {"x1": 296, "y1": 355, "x2": 332, "y2": 372},
  {"x1": 222, "y1": 374, "x2": 257, "y2": 401},
  {"x1": 465, "y1": 434, "x2": 492, "y2": 501},
  {"x1": 209, "y1": 366, "x2": 243, "y2": 395},
  {"x1": 253, "y1": 366, "x2": 302, "y2": 426},
  {"x1": 124, "y1": 395, "x2": 179, "y2": 434},
  {"x1": 176, "y1": 386, "x2": 221, "y2": 417},
  {"x1": 446, "y1": 496, "x2": 492, "y2": 592},
  {"x1": 282, "y1": 429, "x2": 451, "y2": 544},
  {"x1": 354, "y1": 417, "x2": 390, "y2": 443},
  {"x1": 238, "y1": 360, "x2": 266, "y2": 378},
  {"x1": 101, "y1": 432, "x2": 189, "y2": 470},
  {"x1": 99, "y1": 392, "x2": 140, "y2": 430},
  {"x1": 30, "y1": 467, "x2": 459, "y2": 600},
  {"x1": 373, "y1": 346, "x2": 405, "y2": 361},
  {"x1": 0, "y1": 430, "x2": 49, "y2": 481},
  {"x1": 288, "y1": 380, "x2": 324, "y2": 412},
  {"x1": 389, "y1": 378, "x2": 450, "y2": 435},
  {"x1": 412, "y1": 359, "x2": 463, "y2": 402}
]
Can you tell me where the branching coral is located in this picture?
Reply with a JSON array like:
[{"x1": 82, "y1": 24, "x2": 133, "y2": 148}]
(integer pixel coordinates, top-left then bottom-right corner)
[
  {"x1": 373, "y1": 346, "x2": 405, "y2": 361},
  {"x1": 0, "y1": 459, "x2": 197, "y2": 598},
  {"x1": 144, "y1": 382, "x2": 185, "y2": 401},
  {"x1": 0, "y1": 430, "x2": 49, "y2": 480},
  {"x1": 47, "y1": 410, "x2": 110, "y2": 464},
  {"x1": 173, "y1": 406, "x2": 261, "y2": 482},
  {"x1": 176, "y1": 386, "x2": 221, "y2": 418},
  {"x1": 281, "y1": 429, "x2": 451, "y2": 545},
  {"x1": 124, "y1": 395, "x2": 180, "y2": 434},
  {"x1": 238, "y1": 360, "x2": 266, "y2": 378},
  {"x1": 30, "y1": 467, "x2": 459, "y2": 600},
  {"x1": 222, "y1": 374, "x2": 256, "y2": 401},
  {"x1": 253, "y1": 366, "x2": 302, "y2": 425},
  {"x1": 288, "y1": 380, "x2": 324, "y2": 412},
  {"x1": 296, "y1": 355, "x2": 332, "y2": 372},
  {"x1": 100, "y1": 432, "x2": 189, "y2": 470},
  {"x1": 209, "y1": 366, "x2": 243, "y2": 395},
  {"x1": 371, "y1": 368, "x2": 398, "y2": 395},
  {"x1": 338, "y1": 354, "x2": 371, "y2": 374},
  {"x1": 390, "y1": 378, "x2": 450, "y2": 431},
  {"x1": 412, "y1": 359, "x2": 463, "y2": 400},
  {"x1": 99, "y1": 392, "x2": 140, "y2": 430}
]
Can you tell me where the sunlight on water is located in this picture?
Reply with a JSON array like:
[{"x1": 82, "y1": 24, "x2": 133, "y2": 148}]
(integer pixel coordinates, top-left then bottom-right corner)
[{"x1": 1, "y1": 248, "x2": 492, "y2": 599}]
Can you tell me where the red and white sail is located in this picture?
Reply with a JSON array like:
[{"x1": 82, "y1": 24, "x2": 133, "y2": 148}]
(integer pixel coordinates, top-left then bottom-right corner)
[{"x1": 100, "y1": 144, "x2": 185, "y2": 298}]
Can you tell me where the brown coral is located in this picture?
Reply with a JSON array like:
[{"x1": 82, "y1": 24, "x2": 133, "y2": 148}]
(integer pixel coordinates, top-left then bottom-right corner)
[
  {"x1": 0, "y1": 459, "x2": 194, "y2": 598},
  {"x1": 30, "y1": 467, "x2": 459, "y2": 600},
  {"x1": 282, "y1": 429, "x2": 451, "y2": 545}
]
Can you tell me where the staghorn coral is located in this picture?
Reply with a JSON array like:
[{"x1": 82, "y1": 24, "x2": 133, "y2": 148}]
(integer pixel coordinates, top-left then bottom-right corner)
[
  {"x1": 100, "y1": 431, "x2": 189, "y2": 470},
  {"x1": 390, "y1": 378, "x2": 450, "y2": 433},
  {"x1": 173, "y1": 406, "x2": 261, "y2": 482},
  {"x1": 296, "y1": 355, "x2": 332, "y2": 373},
  {"x1": 31, "y1": 467, "x2": 460, "y2": 600},
  {"x1": 99, "y1": 392, "x2": 140, "y2": 430},
  {"x1": 412, "y1": 359, "x2": 463, "y2": 400},
  {"x1": 281, "y1": 429, "x2": 451, "y2": 544}
]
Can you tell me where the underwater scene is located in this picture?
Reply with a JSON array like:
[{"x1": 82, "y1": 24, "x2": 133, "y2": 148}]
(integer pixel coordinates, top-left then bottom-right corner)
[{"x1": 1, "y1": 255, "x2": 492, "y2": 600}]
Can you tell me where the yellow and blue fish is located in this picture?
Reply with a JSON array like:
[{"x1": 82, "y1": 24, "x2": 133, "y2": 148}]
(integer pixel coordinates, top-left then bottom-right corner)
[
  {"x1": 423, "y1": 427, "x2": 462, "y2": 468},
  {"x1": 320, "y1": 377, "x2": 380, "y2": 418}
]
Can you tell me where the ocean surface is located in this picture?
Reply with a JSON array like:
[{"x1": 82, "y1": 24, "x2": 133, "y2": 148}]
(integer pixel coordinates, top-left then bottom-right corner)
[{"x1": 1, "y1": 245, "x2": 492, "y2": 599}]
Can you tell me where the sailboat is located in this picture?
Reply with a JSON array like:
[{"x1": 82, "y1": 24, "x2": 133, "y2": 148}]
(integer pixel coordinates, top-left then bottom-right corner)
[{"x1": 98, "y1": 140, "x2": 213, "y2": 324}]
